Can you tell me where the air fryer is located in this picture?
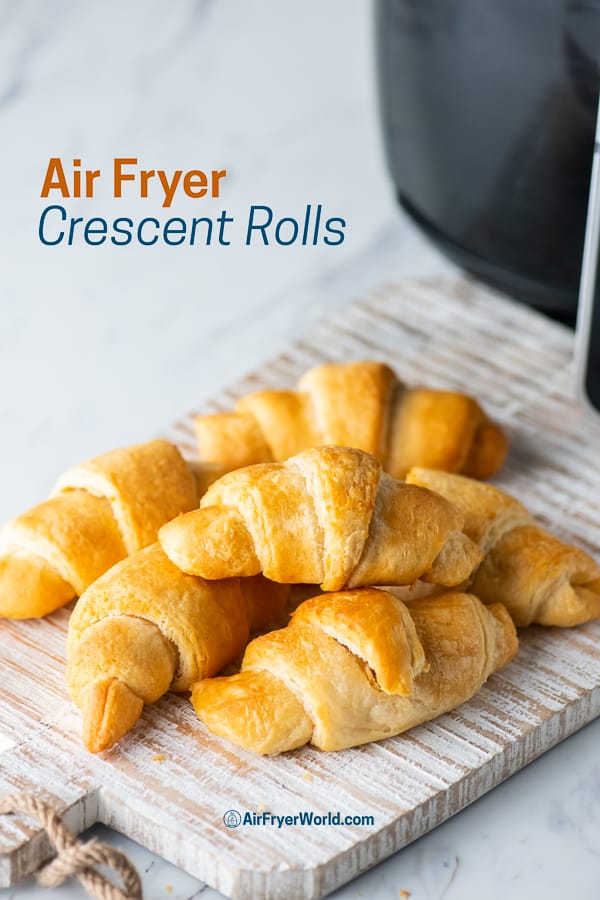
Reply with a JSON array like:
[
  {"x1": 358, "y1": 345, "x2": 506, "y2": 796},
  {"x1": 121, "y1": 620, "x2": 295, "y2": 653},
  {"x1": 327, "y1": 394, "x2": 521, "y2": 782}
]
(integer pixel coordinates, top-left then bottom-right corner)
[{"x1": 376, "y1": 0, "x2": 600, "y2": 324}]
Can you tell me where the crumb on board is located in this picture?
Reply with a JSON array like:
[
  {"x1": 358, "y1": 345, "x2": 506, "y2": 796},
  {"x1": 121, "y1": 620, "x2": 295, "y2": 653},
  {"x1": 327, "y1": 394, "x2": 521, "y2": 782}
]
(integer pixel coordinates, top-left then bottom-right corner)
[
  {"x1": 165, "y1": 886, "x2": 172, "y2": 894},
  {"x1": 399, "y1": 890, "x2": 411, "y2": 898},
  {"x1": 151, "y1": 754, "x2": 165, "y2": 762},
  {"x1": 302, "y1": 772, "x2": 313, "y2": 782}
]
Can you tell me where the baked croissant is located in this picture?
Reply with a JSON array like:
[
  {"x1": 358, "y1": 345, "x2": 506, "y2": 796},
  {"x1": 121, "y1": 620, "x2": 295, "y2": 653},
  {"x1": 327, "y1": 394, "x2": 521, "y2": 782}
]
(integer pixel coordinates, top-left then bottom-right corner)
[
  {"x1": 159, "y1": 446, "x2": 483, "y2": 590},
  {"x1": 193, "y1": 589, "x2": 518, "y2": 754},
  {"x1": 194, "y1": 360, "x2": 508, "y2": 479},
  {"x1": 406, "y1": 468, "x2": 600, "y2": 627},
  {"x1": 0, "y1": 439, "x2": 198, "y2": 619},
  {"x1": 66, "y1": 543, "x2": 289, "y2": 752}
]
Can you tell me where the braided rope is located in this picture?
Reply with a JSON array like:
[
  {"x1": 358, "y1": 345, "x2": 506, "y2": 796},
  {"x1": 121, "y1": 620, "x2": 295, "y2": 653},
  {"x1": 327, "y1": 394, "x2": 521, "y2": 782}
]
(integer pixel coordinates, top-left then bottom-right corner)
[{"x1": 0, "y1": 793, "x2": 142, "y2": 900}]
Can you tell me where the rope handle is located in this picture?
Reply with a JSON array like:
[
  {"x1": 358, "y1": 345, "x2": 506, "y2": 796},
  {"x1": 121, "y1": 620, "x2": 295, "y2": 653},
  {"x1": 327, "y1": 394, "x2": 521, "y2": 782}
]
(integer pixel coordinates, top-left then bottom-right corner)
[{"x1": 0, "y1": 793, "x2": 143, "y2": 900}]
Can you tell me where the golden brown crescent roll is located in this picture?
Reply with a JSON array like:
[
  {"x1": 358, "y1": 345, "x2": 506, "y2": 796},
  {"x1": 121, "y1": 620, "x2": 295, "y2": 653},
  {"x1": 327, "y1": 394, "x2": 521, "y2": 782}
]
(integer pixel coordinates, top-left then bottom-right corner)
[
  {"x1": 406, "y1": 468, "x2": 600, "y2": 627},
  {"x1": 192, "y1": 589, "x2": 518, "y2": 755},
  {"x1": 194, "y1": 360, "x2": 508, "y2": 479},
  {"x1": 159, "y1": 446, "x2": 483, "y2": 590},
  {"x1": 66, "y1": 543, "x2": 289, "y2": 752},
  {"x1": 0, "y1": 440, "x2": 198, "y2": 619}
]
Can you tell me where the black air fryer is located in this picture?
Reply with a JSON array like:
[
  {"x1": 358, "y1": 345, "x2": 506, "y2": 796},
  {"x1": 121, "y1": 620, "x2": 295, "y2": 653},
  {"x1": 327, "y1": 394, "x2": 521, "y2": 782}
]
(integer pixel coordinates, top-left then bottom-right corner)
[{"x1": 376, "y1": 0, "x2": 600, "y2": 324}]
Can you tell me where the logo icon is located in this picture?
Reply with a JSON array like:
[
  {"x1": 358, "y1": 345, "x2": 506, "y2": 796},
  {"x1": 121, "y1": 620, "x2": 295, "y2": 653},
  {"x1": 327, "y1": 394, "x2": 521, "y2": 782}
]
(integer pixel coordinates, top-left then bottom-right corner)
[{"x1": 223, "y1": 809, "x2": 242, "y2": 829}]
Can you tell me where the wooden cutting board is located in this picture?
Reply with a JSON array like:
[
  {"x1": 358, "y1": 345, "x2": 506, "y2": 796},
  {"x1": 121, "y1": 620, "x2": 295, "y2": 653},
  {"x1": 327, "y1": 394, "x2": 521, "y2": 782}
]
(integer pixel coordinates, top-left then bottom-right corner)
[{"x1": 3, "y1": 277, "x2": 600, "y2": 900}]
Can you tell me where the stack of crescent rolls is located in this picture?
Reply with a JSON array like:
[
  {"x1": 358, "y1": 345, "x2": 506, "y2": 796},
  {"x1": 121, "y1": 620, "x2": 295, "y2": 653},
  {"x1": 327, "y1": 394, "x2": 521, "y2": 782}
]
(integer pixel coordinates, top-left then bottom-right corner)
[{"x1": 3, "y1": 361, "x2": 599, "y2": 756}]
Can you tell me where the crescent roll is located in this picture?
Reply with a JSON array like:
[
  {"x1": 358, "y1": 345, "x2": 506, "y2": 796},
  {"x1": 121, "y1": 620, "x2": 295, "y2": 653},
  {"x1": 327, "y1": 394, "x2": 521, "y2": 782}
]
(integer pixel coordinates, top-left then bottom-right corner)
[
  {"x1": 66, "y1": 543, "x2": 289, "y2": 752},
  {"x1": 159, "y1": 446, "x2": 483, "y2": 590},
  {"x1": 406, "y1": 468, "x2": 600, "y2": 627},
  {"x1": 193, "y1": 589, "x2": 518, "y2": 754},
  {"x1": 194, "y1": 360, "x2": 508, "y2": 479},
  {"x1": 0, "y1": 440, "x2": 198, "y2": 619}
]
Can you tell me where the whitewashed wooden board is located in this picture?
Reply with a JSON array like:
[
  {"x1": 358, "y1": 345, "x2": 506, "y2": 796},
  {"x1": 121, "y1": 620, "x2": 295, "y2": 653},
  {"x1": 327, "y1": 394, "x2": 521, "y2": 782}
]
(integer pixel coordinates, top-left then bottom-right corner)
[{"x1": 2, "y1": 277, "x2": 600, "y2": 900}]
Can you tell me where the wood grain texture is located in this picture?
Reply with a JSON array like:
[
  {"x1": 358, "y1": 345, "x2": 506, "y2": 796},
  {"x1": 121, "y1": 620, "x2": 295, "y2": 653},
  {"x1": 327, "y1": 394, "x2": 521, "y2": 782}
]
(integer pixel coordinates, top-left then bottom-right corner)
[{"x1": 2, "y1": 277, "x2": 600, "y2": 899}]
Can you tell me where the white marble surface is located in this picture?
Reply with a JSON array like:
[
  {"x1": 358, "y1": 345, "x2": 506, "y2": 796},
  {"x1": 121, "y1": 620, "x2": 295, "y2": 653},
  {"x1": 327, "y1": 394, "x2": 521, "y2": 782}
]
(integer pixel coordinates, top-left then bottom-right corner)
[{"x1": 1, "y1": 1, "x2": 600, "y2": 899}]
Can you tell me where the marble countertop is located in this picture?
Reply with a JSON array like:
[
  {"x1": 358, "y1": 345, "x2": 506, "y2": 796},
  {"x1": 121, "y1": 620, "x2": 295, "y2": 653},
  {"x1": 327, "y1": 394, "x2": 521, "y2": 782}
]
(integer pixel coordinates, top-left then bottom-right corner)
[{"x1": 2, "y1": 1, "x2": 600, "y2": 898}]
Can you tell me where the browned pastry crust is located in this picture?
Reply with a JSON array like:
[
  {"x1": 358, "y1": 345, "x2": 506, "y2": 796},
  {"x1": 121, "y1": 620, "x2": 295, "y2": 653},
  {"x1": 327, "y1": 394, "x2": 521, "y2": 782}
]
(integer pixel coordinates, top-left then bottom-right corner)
[
  {"x1": 159, "y1": 446, "x2": 483, "y2": 590},
  {"x1": 66, "y1": 543, "x2": 289, "y2": 752},
  {"x1": 406, "y1": 468, "x2": 600, "y2": 627},
  {"x1": 194, "y1": 361, "x2": 508, "y2": 479},
  {"x1": 0, "y1": 440, "x2": 198, "y2": 619},
  {"x1": 192, "y1": 589, "x2": 518, "y2": 754}
]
